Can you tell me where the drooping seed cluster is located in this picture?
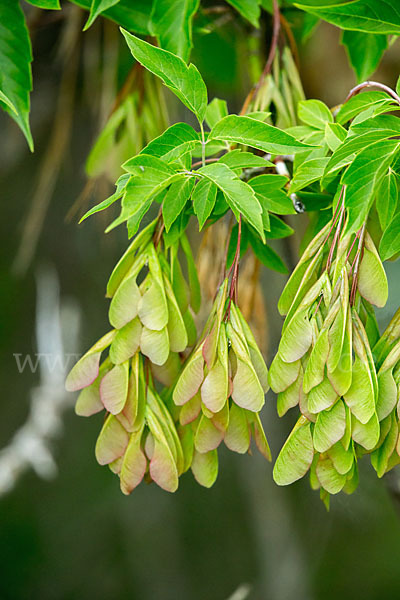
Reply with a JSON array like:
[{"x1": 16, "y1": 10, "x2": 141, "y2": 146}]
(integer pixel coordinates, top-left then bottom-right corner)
[
  {"x1": 66, "y1": 219, "x2": 271, "y2": 493},
  {"x1": 270, "y1": 215, "x2": 400, "y2": 504},
  {"x1": 173, "y1": 278, "x2": 271, "y2": 469}
]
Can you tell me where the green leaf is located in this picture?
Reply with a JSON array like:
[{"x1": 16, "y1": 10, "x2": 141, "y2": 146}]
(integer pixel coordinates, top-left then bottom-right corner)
[
  {"x1": 376, "y1": 168, "x2": 398, "y2": 231},
  {"x1": 335, "y1": 90, "x2": 398, "y2": 124},
  {"x1": 219, "y1": 150, "x2": 274, "y2": 171},
  {"x1": 380, "y1": 212, "x2": 400, "y2": 260},
  {"x1": 0, "y1": 1, "x2": 33, "y2": 150},
  {"x1": 79, "y1": 173, "x2": 130, "y2": 223},
  {"x1": 84, "y1": 0, "x2": 120, "y2": 30},
  {"x1": 205, "y1": 98, "x2": 228, "y2": 129},
  {"x1": 192, "y1": 179, "x2": 218, "y2": 229},
  {"x1": 121, "y1": 30, "x2": 207, "y2": 123},
  {"x1": 343, "y1": 139, "x2": 400, "y2": 234},
  {"x1": 265, "y1": 215, "x2": 294, "y2": 239},
  {"x1": 163, "y1": 177, "x2": 195, "y2": 231},
  {"x1": 295, "y1": 0, "x2": 400, "y2": 35},
  {"x1": 226, "y1": 0, "x2": 261, "y2": 27},
  {"x1": 140, "y1": 122, "x2": 200, "y2": 162},
  {"x1": 397, "y1": 75, "x2": 400, "y2": 97},
  {"x1": 209, "y1": 115, "x2": 315, "y2": 155},
  {"x1": 25, "y1": 0, "x2": 61, "y2": 8},
  {"x1": 197, "y1": 163, "x2": 265, "y2": 240},
  {"x1": 324, "y1": 122, "x2": 347, "y2": 152},
  {"x1": 341, "y1": 30, "x2": 388, "y2": 83},
  {"x1": 71, "y1": 0, "x2": 153, "y2": 34},
  {"x1": 248, "y1": 174, "x2": 295, "y2": 215},
  {"x1": 108, "y1": 169, "x2": 183, "y2": 234},
  {"x1": 298, "y1": 99, "x2": 333, "y2": 129},
  {"x1": 249, "y1": 234, "x2": 288, "y2": 274},
  {"x1": 150, "y1": 0, "x2": 199, "y2": 61},
  {"x1": 273, "y1": 419, "x2": 314, "y2": 486},
  {"x1": 290, "y1": 157, "x2": 330, "y2": 193}
]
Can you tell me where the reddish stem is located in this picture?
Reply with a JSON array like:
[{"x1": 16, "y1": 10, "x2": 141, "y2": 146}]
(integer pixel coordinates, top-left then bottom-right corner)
[
  {"x1": 344, "y1": 80, "x2": 400, "y2": 106},
  {"x1": 349, "y1": 224, "x2": 366, "y2": 305},
  {"x1": 239, "y1": 0, "x2": 280, "y2": 115}
]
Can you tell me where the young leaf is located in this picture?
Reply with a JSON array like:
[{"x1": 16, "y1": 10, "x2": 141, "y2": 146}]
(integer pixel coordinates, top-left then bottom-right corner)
[
  {"x1": 0, "y1": 1, "x2": 33, "y2": 150},
  {"x1": 249, "y1": 174, "x2": 295, "y2": 215},
  {"x1": 379, "y1": 213, "x2": 400, "y2": 261},
  {"x1": 295, "y1": 0, "x2": 400, "y2": 35},
  {"x1": 226, "y1": 0, "x2": 261, "y2": 27},
  {"x1": 79, "y1": 173, "x2": 130, "y2": 223},
  {"x1": 84, "y1": 0, "x2": 120, "y2": 30},
  {"x1": 163, "y1": 177, "x2": 195, "y2": 232},
  {"x1": 209, "y1": 115, "x2": 315, "y2": 155},
  {"x1": 140, "y1": 122, "x2": 199, "y2": 162},
  {"x1": 149, "y1": 0, "x2": 199, "y2": 61},
  {"x1": 341, "y1": 30, "x2": 387, "y2": 83},
  {"x1": 205, "y1": 98, "x2": 228, "y2": 130},
  {"x1": 298, "y1": 99, "x2": 333, "y2": 129},
  {"x1": 121, "y1": 30, "x2": 207, "y2": 123},
  {"x1": 249, "y1": 234, "x2": 288, "y2": 274},
  {"x1": 197, "y1": 163, "x2": 264, "y2": 240},
  {"x1": 192, "y1": 179, "x2": 218, "y2": 229},
  {"x1": 376, "y1": 168, "x2": 398, "y2": 232}
]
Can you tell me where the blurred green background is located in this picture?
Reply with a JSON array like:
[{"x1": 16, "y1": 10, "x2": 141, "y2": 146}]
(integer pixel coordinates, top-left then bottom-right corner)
[{"x1": 1, "y1": 5, "x2": 400, "y2": 599}]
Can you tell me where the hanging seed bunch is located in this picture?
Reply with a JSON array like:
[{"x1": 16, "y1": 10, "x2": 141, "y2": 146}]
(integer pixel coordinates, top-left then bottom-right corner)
[
  {"x1": 368, "y1": 310, "x2": 400, "y2": 479},
  {"x1": 66, "y1": 213, "x2": 271, "y2": 492},
  {"x1": 65, "y1": 218, "x2": 201, "y2": 493},
  {"x1": 269, "y1": 188, "x2": 391, "y2": 504},
  {"x1": 172, "y1": 277, "x2": 271, "y2": 483}
]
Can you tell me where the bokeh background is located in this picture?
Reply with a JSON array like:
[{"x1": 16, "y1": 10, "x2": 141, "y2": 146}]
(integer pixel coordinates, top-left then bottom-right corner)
[{"x1": 1, "y1": 4, "x2": 400, "y2": 599}]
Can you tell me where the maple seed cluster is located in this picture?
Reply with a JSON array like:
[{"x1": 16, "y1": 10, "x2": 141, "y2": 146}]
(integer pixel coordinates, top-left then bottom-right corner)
[
  {"x1": 66, "y1": 219, "x2": 271, "y2": 493},
  {"x1": 270, "y1": 203, "x2": 400, "y2": 503}
]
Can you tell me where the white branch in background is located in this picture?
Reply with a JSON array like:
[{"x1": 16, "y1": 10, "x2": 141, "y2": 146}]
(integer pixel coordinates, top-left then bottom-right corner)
[{"x1": 0, "y1": 266, "x2": 81, "y2": 496}]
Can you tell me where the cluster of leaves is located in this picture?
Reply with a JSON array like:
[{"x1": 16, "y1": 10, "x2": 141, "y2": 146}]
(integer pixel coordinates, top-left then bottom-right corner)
[
  {"x1": 3, "y1": 0, "x2": 400, "y2": 151},
  {"x1": 59, "y1": 17, "x2": 400, "y2": 503}
]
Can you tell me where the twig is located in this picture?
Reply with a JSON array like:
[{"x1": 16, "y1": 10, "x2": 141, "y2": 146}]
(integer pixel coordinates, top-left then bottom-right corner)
[
  {"x1": 344, "y1": 80, "x2": 400, "y2": 106},
  {"x1": 239, "y1": 0, "x2": 280, "y2": 115}
]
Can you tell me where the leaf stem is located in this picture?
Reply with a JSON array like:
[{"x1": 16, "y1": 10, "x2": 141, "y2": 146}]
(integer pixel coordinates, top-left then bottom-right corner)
[{"x1": 199, "y1": 121, "x2": 206, "y2": 168}]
